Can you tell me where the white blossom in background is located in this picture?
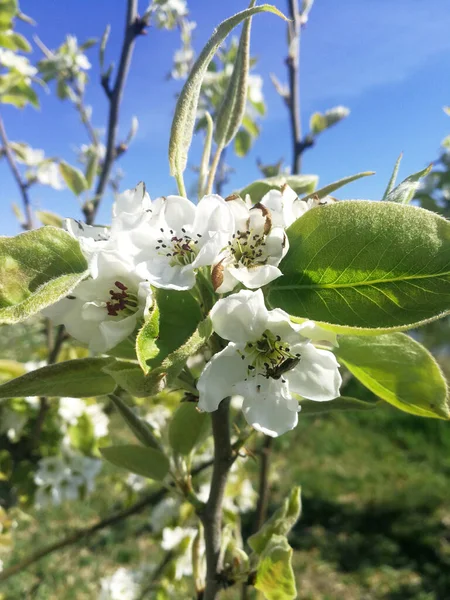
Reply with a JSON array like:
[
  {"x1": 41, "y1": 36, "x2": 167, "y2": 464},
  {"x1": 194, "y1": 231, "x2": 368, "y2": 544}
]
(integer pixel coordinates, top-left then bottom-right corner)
[
  {"x1": 161, "y1": 526, "x2": 203, "y2": 580},
  {"x1": 149, "y1": 0, "x2": 188, "y2": 29},
  {"x1": 136, "y1": 194, "x2": 234, "y2": 290},
  {"x1": 35, "y1": 161, "x2": 65, "y2": 189},
  {"x1": 85, "y1": 404, "x2": 109, "y2": 438},
  {"x1": 149, "y1": 496, "x2": 180, "y2": 533},
  {"x1": 99, "y1": 567, "x2": 140, "y2": 600},
  {"x1": 0, "y1": 408, "x2": 28, "y2": 442},
  {"x1": 197, "y1": 289, "x2": 341, "y2": 437},
  {"x1": 212, "y1": 195, "x2": 288, "y2": 293},
  {"x1": 0, "y1": 49, "x2": 37, "y2": 78},
  {"x1": 144, "y1": 405, "x2": 172, "y2": 435},
  {"x1": 42, "y1": 250, "x2": 153, "y2": 353},
  {"x1": 58, "y1": 398, "x2": 109, "y2": 439}
]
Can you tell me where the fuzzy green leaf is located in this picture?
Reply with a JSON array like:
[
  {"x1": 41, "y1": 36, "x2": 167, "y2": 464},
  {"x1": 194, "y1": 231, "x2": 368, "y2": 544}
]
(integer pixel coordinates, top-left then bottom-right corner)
[
  {"x1": 109, "y1": 394, "x2": 160, "y2": 449},
  {"x1": 299, "y1": 396, "x2": 377, "y2": 415},
  {"x1": 35, "y1": 210, "x2": 63, "y2": 228},
  {"x1": 136, "y1": 302, "x2": 160, "y2": 374},
  {"x1": 381, "y1": 153, "x2": 402, "y2": 200},
  {"x1": 168, "y1": 402, "x2": 210, "y2": 455},
  {"x1": 254, "y1": 535, "x2": 296, "y2": 600},
  {"x1": 336, "y1": 334, "x2": 449, "y2": 419},
  {"x1": 239, "y1": 174, "x2": 318, "y2": 203},
  {"x1": 59, "y1": 161, "x2": 88, "y2": 196},
  {"x1": 169, "y1": 4, "x2": 287, "y2": 179},
  {"x1": 301, "y1": 171, "x2": 375, "y2": 202},
  {"x1": 0, "y1": 358, "x2": 117, "y2": 398},
  {"x1": 0, "y1": 227, "x2": 88, "y2": 324},
  {"x1": 100, "y1": 445, "x2": 169, "y2": 481},
  {"x1": 267, "y1": 201, "x2": 450, "y2": 332},
  {"x1": 384, "y1": 164, "x2": 432, "y2": 204}
]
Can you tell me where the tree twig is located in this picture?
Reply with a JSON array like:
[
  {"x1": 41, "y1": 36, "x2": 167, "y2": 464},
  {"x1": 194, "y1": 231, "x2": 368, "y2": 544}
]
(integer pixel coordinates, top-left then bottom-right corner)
[
  {"x1": 286, "y1": 0, "x2": 302, "y2": 175},
  {"x1": 0, "y1": 458, "x2": 214, "y2": 584},
  {"x1": 0, "y1": 114, "x2": 34, "y2": 230},
  {"x1": 200, "y1": 399, "x2": 234, "y2": 600},
  {"x1": 85, "y1": 0, "x2": 145, "y2": 224},
  {"x1": 137, "y1": 551, "x2": 174, "y2": 599}
]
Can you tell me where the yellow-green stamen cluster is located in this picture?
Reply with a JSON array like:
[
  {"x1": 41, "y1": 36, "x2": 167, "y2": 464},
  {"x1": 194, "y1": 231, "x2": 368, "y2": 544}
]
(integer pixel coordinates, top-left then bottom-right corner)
[{"x1": 241, "y1": 330, "x2": 301, "y2": 380}]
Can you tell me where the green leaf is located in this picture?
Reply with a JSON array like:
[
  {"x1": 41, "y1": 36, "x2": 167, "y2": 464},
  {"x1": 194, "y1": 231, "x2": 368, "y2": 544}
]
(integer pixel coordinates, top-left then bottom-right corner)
[
  {"x1": 0, "y1": 0, "x2": 16, "y2": 30},
  {"x1": 0, "y1": 31, "x2": 31, "y2": 51},
  {"x1": 0, "y1": 357, "x2": 117, "y2": 398},
  {"x1": 309, "y1": 111, "x2": 327, "y2": 135},
  {"x1": 100, "y1": 445, "x2": 169, "y2": 481},
  {"x1": 59, "y1": 161, "x2": 88, "y2": 196},
  {"x1": 267, "y1": 201, "x2": 450, "y2": 332},
  {"x1": 214, "y1": 1, "x2": 254, "y2": 150},
  {"x1": 35, "y1": 210, "x2": 63, "y2": 228},
  {"x1": 242, "y1": 114, "x2": 259, "y2": 137},
  {"x1": 381, "y1": 153, "x2": 402, "y2": 200},
  {"x1": 0, "y1": 227, "x2": 88, "y2": 324},
  {"x1": 0, "y1": 79, "x2": 39, "y2": 108},
  {"x1": 168, "y1": 402, "x2": 210, "y2": 455},
  {"x1": 79, "y1": 37, "x2": 97, "y2": 51},
  {"x1": 301, "y1": 171, "x2": 375, "y2": 202},
  {"x1": 168, "y1": 4, "x2": 287, "y2": 179},
  {"x1": 299, "y1": 396, "x2": 377, "y2": 415},
  {"x1": 109, "y1": 394, "x2": 160, "y2": 449},
  {"x1": 239, "y1": 174, "x2": 318, "y2": 203},
  {"x1": 99, "y1": 24, "x2": 110, "y2": 70},
  {"x1": 254, "y1": 535, "x2": 296, "y2": 600},
  {"x1": 336, "y1": 334, "x2": 449, "y2": 419},
  {"x1": 136, "y1": 303, "x2": 160, "y2": 374},
  {"x1": 249, "y1": 487, "x2": 301, "y2": 555},
  {"x1": 84, "y1": 152, "x2": 99, "y2": 189},
  {"x1": 234, "y1": 129, "x2": 252, "y2": 157},
  {"x1": 102, "y1": 362, "x2": 154, "y2": 398},
  {"x1": 384, "y1": 164, "x2": 432, "y2": 204},
  {"x1": 0, "y1": 359, "x2": 25, "y2": 380}
]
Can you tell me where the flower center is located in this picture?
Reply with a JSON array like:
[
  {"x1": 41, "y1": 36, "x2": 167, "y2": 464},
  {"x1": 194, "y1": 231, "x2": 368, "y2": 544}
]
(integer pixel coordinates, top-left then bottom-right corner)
[
  {"x1": 106, "y1": 281, "x2": 138, "y2": 317},
  {"x1": 228, "y1": 229, "x2": 266, "y2": 267},
  {"x1": 242, "y1": 330, "x2": 301, "y2": 380},
  {"x1": 155, "y1": 227, "x2": 201, "y2": 267}
]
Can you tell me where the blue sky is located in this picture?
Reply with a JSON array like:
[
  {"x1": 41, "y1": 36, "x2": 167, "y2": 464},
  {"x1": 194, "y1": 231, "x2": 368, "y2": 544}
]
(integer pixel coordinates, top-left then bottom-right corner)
[{"x1": 1, "y1": 0, "x2": 450, "y2": 234}]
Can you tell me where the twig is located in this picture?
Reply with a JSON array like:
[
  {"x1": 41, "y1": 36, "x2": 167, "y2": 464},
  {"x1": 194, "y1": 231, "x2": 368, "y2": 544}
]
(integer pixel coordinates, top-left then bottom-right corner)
[
  {"x1": 85, "y1": 0, "x2": 145, "y2": 224},
  {"x1": 286, "y1": 0, "x2": 302, "y2": 174},
  {"x1": 200, "y1": 399, "x2": 234, "y2": 600},
  {"x1": 0, "y1": 114, "x2": 34, "y2": 230},
  {"x1": 253, "y1": 437, "x2": 273, "y2": 531},
  {"x1": 0, "y1": 458, "x2": 213, "y2": 584},
  {"x1": 137, "y1": 551, "x2": 174, "y2": 599}
]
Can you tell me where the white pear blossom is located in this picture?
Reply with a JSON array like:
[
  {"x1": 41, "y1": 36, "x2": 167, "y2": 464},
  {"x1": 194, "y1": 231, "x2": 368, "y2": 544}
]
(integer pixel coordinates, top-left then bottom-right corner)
[
  {"x1": 161, "y1": 526, "x2": 202, "y2": 580},
  {"x1": 85, "y1": 404, "x2": 109, "y2": 438},
  {"x1": 58, "y1": 397, "x2": 86, "y2": 426},
  {"x1": 149, "y1": 496, "x2": 180, "y2": 533},
  {"x1": 197, "y1": 289, "x2": 341, "y2": 437},
  {"x1": 35, "y1": 161, "x2": 65, "y2": 189},
  {"x1": 212, "y1": 195, "x2": 288, "y2": 293},
  {"x1": 99, "y1": 567, "x2": 140, "y2": 600},
  {"x1": 0, "y1": 49, "x2": 37, "y2": 77},
  {"x1": 0, "y1": 408, "x2": 28, "y2": 442},
  {"x1": 144, "y1": 405, "x2": 172, "y2": 434},
  {"x1": 43, "y1": 250, "x2": 152, "y2": 353},
  {"x1": 136, "y1": 194, "x2": 234, "y2": 290}
]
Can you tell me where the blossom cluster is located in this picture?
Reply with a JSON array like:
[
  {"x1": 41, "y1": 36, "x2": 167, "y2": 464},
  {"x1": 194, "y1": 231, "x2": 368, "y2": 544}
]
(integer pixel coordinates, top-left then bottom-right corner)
[{"x1": 44, "y1": 183, "x2": 342, "y2": 437}]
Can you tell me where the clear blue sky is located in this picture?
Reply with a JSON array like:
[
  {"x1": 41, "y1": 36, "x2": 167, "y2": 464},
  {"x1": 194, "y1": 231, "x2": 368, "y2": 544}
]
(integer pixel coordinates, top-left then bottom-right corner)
[{"x1": 1, "y1": 0, "x2": 450, "y2": 235}]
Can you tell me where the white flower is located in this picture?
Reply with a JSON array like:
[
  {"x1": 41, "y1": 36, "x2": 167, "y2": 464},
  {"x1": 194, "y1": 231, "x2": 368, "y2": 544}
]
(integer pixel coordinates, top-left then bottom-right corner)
[
  {"x1": 136, "y1": 194, "x2": 234, "y2": 290},
  {"x1": 144, "y1": 405, "x2": 171, "y2": 434},
  {"x1": 0, "y1": 49, "x2": 37, "y2": 77},
  {"x1": 260, "y1": 185, "x2": 335, "y2": 229},
  {"x1": 99, "y1": 567, "x2": 140, "y2": 600},
  {"x1": 149, "y1": 497, "x2": 179, "y2": 533},
  {"x1": 161, "y1": 526, "x2": 200, "y2": 580},
  {"x1": 0, "y1": 408, "x2": 28, "y2": 442},
  {"x1": 85, "y1": 404, "x2": 109, "y2": 438},
  {"x1": 14, "y1": 146, "x2": 45, "y2": 166},
  {"x1": 43, "y1": 251, "x2": 152, "y2": 353},
  {"x1": 151, "y1": 0, "x2": 188, "y2": 29},
  {"x1": 197, "y1": 289, "x2": 341, "y2": 437},
  {"x1": 212, "y1": 196, "x2": 288, "y2": 293},
  {"x1": 58, "y1": 397, "x2": 86, "y2": 426},
  {"x1": 248, "y1": 73, "x2": 263, "y2": 104},
  {"x1": 35, "y1": 161, "x2": 65, "y2": 190}
]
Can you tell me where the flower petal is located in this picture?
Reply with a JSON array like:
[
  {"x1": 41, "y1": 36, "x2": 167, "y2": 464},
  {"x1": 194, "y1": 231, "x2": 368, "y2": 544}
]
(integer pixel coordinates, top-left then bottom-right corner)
[
  {"x1": 297, "y1": 320, "x2": 338, "y2": 346},
  {"x1": 93, "y1": 314, "x2": 138, "y2": 352},
  {"x1": 197, "y1": 343, "x2": 248, "y2": 412},
  {"x1": 286, "y1": 344, "x2": 342, "y2": 401},
  {"x1": 228, "y1": 264, "x2": 282, "y2": 289},
  {"x1": 210, "y1": 289, "x2": 269, "y2": 343},
  {"x1": 160, "y1": 195, "x2": 196, "y2": 231}
]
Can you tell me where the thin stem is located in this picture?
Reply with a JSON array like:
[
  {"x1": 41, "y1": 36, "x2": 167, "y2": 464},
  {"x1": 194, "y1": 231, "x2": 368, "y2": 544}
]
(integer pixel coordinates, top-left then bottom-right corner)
[
  {"x1": 0, "y1": 458, "x2": 214, "y2": 583},
  {"x1": 286, "y1": 0, "x2": 302, "y2": 174},
  {"x1": 85, "y1": 0, "x2": 142, "y2": 224},
  {"x1": 205, "y1": 144, "x2": 224, "y2": 196},
  {"x1": 136, "y1": 551, "x2": 174, "y2": 599},
  {"x1": 200, "y1": 398, "x2": 233, "y2": 600},
  {"x1": 175, "y1": 171, "x2": 187, "y2": 197},
  {"x1": 0, "y1": 114, "x2": 34, "y2": 230},
  {"x1": 253, "y1": 437, "x2": 273, "y2": 531}
]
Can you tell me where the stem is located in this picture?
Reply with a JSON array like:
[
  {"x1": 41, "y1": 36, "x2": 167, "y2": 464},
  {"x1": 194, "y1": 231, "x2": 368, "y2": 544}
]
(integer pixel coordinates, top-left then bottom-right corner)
[
  {"x1": 85, "y1": 0, "x2": 142, "y2": 224},
  {"x1": 201, "y1": 398, "x2": 233, "y2": 600},
  {"x1": 0, "y1": 458, "x2": 214, "y2": 583},
  {"x1": 286, "y1": 0, "x2": 302, "y2": 175},
  {"x1": 253, "y1": 437, "x2": 273, "y2": 531},
  {"x1": 205, "y1": 145, "x2": 224, "y2": 196},
  {"x1": 0, "y1": 114, "x2": 34, "y2": 230},
  {"x1": 175, "y1": 171, "x2": 187, "y2": 197}
]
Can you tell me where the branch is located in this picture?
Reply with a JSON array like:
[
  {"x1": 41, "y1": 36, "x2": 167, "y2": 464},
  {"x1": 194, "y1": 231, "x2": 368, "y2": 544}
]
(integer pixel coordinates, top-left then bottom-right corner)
[
  {"x1": 200, "y1": 399, "x2": 234, "y2": 600},
  {"x1": 0, "y1": 114, "x2": 34, "y2": 230},
  {"x1": 85, "y1": 0, "x2": 145, "y2": 224},
  {"x1": 286, "y1": 0, "x2": 302, "y2": 174},
  {"x1": 0, "y1": 458, "x2": 213, "y2": 584}
]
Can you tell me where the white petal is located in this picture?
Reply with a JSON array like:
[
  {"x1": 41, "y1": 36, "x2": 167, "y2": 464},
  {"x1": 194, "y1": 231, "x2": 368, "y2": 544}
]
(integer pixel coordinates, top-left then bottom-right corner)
[
  {"x1": 266, "y1": 308, "x2": 304, "y2": 344},
  {"x1": 236, "y1": 377, "x2": 299, "y2": 437},
  {"x1": 261, "y1": 186, "x2": 298, "y2": 228},
  {"x1": 194, "y1": 194, "x2": 234, "y2": 238},
  {"x1": 214, "y1": 263, "x2": 239, "y2": 294},
  {"x1": 210, "y1": 289, "x2": 269, "y2": 343},
  {"x1": 297, "y1": 320, "x2": 338, "y2": 346},
  {"x1": 92, "y1": 314, "x2": 138, "y2": 353},
  {"x1": 193, "y1": 230, "x2": 229, "y2": 268},
  {"x1": 228, "y1": 264, "x2": 282, "y2": 289},
  {"x1": 160, "y1": 195, "x2": 195, "y2": 231},
  {"x1": 264, "y1": 227, "x2": 288, "y2": 263},
  {"x1": 197, "y1": 343, "x2": 248, "y2": 412},
  {"x1": 286, "y1": 344, "x2": 342, "y2": 401}
]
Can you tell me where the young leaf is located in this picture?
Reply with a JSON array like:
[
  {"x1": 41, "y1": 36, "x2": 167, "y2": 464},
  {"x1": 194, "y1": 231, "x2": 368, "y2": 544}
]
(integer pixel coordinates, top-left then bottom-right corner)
[
  {"x1": 336, "y1": 334, "x2": 449, "y2": 419},
  {"x1": 109, "y1": 394, "x2": 160, "y2": 450},
  {"x1": 234, "y1": 129, "x2": 252, "y2": 157},
  {"x1": 102, "y1": 362, "x2": 155, "y2": 398},
  {"x1": 301, "y1": 171, "x2": 375, "y2": 202},
  {"x1": 0, "y1": 358, "x2": 117, "y2": 399},
  {"x1": 214, "y1": 1, "x2": 253, "y2": 150},
  {"x1": 239, "y1": 174, "x2": 318, "y2": 203},
  {"x1": 309, "y1": 111, "x2": 327, "y2": 135},
  {"x1": 168, "y1": 402, "x2": 210, "y2": 455},
  {"x1": 168, "y1": 4, "x2": 287, "y2": 181},
  {"x1": 136, "y1": 302, "x2": 160, "y2": 374},
  {"x1": 198, "y1": 111, "x2": 213, "y2": 198},
  {"x1": 0, "y1": 227, "x2": 88, "y2": 324},
  {"x1": 254, "y1": 535, "x2": 297, "y2": 600},
  {"x1": 84, "y1": 152, "x2": 99, "y2": 189},
  {"x1": 35, "y1": 210, "x2": 63, "y2": 228},
  {"x1": 299, "y1": 396, "x2": 377, "y2": 415},
  {"x1": 381, "y1": 153, "x2": 402, "y2": 200},
  {"x1": 249, "y1": 487, "x2": 301, "y2": 555},
  {"x1": 267, "y1": 201, "x2": 450, "y2": 332},
  {"x1": 100, "y1": 445, "x2": 170, "y2": 481},
  {"x1": 59, "y1": 161, "x2": 88, "y2": 196},
  {"x1": 384, "y1": 164, "x2": 432, "y2": 204},
  {"x1": 0, "y1": 0, "x2": 17, "y2": 30}
]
